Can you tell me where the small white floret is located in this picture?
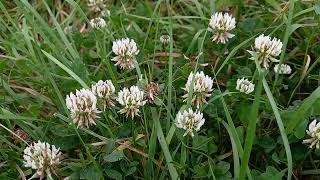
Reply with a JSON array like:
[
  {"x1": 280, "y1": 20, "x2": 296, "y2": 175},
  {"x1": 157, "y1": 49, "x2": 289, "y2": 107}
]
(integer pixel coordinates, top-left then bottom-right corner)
[
  {"x1": 175, "y1": 108, "x2": 205, "y2": 137},
  {"x1": 182, "y1": 71, "x2": 214, "y2": 107},
  {"x1": 89, "y1": 17, "x2": 106, "y2": 29},
  {"x1": 236, "y1": 78, "x2": 255, "y2": 94},
  {"x1": 23, "y1": 141, "x2": 62, "y2": 179},
  {"x1": 208, "y1": 12, "x2": 236, "y2": 44},
  {"x1": 274, "y1": 64, "x2": 292, "y2": 74},
  {"x1": 112, "y1": 38, "x2": 139, "y2": 70},
  {"x1": 66, "y1": 88, "x2": 99, "y2": 127},
  {"x1": 117, "y1": 86, "x2": 146, "y2": 118}
]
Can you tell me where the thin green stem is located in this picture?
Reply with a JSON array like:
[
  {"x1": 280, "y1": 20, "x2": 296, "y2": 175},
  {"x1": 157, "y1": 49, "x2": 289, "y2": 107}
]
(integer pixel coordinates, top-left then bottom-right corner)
[
  {"x1": 239, "y1": 72, "x2": 263, "y2": 180},
  {"x1": 253, "y1": 52, "x2": 292, "y2": 180},
  {"x1": 272, "y1": 0, "x2": 295, "y2": 92}
]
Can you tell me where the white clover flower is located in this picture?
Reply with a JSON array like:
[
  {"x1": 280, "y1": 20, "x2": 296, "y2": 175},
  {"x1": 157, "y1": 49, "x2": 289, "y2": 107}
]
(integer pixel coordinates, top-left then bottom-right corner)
[
  {"x1": 112, "y1": 38, "x2": 139, "y2": 70},
  {"x1": 236, "y1": 78, "x2": 255, "y2": 94},
  {"x1": 303, "y1": 120, "x2": 320, "y2": 149},
  {"x1": 23, "y1": 141, "x2": 62, "y2": 179},
  {"x1": 87, "y1": 0, "x2": 106, "y2": 13},
  {"x1": 274, "y1": 63, "x2": 292, "y2": 74},
  {"x1": 66, "y1": 88, "x2": 100, "y2": 127},
  {"x1": 182, "y1": 71, "x2": 214, "y2": 107},
  {"x1": 248, "y1": 34, "x2": 283, "y2": 69},
  {"x1": 117, "y1": 86, "x2": 146, "y2": 118},
  {"x1": 208, "y1": 12, "x2": 236, "y2": 44},
  {"x1": 89, "y1": 17, "x2": 106, "y2": 29},
  {"x1": 91, "y1": 80, "x2": 115, "y2": 109},
  {"x1": 160, "y1": 35, "x2": 170, "y2": 45},
  {"x1": 175, "y1": 108, "x2": 205, "y2": 137},
  {"x1": 101, "y1": 9, "x2": 111, "y2": 17}
]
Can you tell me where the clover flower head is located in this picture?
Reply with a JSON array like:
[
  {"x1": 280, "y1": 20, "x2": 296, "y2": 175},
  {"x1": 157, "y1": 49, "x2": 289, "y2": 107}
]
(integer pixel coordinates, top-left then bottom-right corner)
[
  {"x1": 208, "y1": 12, "x2": 236, "y2": 44},
  {"x1": 117, "y1": 86, "x2": 146, "y2": 118},
  {"x1": 182, "y1": 71, "x2": 214, "y2": 107},
  {"x1": 13, "y1": 129, "x2": 28, "y2": 144},
  {"x1": 160, "y1": 35, "x2": 170, "y2": 45},
  {"x1": 66, "y1": 88, "x2": 99, "y2": 127},
  {"x1": 89, "y1": 17, "x2": 106, "y2": 29},
  {"x1": 274, "y1": 64, "x2": 292, "y2": 74},
  {"x1": 92, "y1": 80, "x2": 116, "y2": 109},
  {"x1": 236, "y1": 78, "x2": 255, "y2": 94},
  {"x1": 87, "y1": 0, "x2": 106, "y2": 13},
  {"x1": 23, "y1": 141, "x2": 62, "y2": 179},
  {"x1": 303, "y1": 120, "x2": 320, "y2": 149},
  {"x1": 101, "y1": 9, "x2": 111, "y2": 17},
  {"x1": 112, "y1": 38, "x2": 139, "y2": 70},
  {"x1": 175, "y1": 108, "x2": 205, "y2": 137},
  {"x1": 248, "y1": 34, "x2": 283, "y2": 69},
  {"x1": 144, "y1": 82, "x2": 161, "y2": 104}
]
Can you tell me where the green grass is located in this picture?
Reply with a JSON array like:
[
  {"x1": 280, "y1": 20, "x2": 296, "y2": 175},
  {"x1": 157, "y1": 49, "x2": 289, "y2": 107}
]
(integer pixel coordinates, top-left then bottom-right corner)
[{"x1": 1, "y1": 0, "x2": 320, "y2": 179}]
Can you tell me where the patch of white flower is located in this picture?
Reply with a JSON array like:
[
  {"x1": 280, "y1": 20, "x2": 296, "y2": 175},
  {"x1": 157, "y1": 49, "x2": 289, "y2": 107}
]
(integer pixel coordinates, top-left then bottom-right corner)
[
  {"x1": 160, "y1": 35, "x2": 170, "y2": 45},
  {"x1": 23, "y1": 141, "x2": 62, "y2": 179},
  {"x1": 236, "y1": 78, "x2": 255, "y2": 94},
  {"x1": 117, "y1": 86, "x2": 146, "y2": 118},
  {"x1": 89, "y1": 17, "x2": 106, "y2": 29},
  {"x1": 208, "y1": 12, "x2": 236, "y2": 44},
  {"x1": 303, "y1": 120, "x2": 320, "y2": 149},
  {"x1": 66, "y1": 88, "x2": 99, "y2": 127},
  {"x1": 248, "y1": 34, "x2": 283, "y2": 69},
  {"x1": 274, "y1": 64, "x2": 292, "y2": 74},
  {"x1": 101, "y1": 9, "x2": 111, "y2": 17},
  {"x1": 182, "y1": 71, "x2": 214, "y2": 107},
  {"x1": 112, "y1": 38, "x2": 139, "y2": 70},
  {"x1": 87, "y1": 0, "x2": 106, "y2": 13},
  {"x1": 92, "y1": 80, "x2": 115, "y2": 109},
  {"x1": 175, "y1": 108, "x2": 205, "y2": 137}
]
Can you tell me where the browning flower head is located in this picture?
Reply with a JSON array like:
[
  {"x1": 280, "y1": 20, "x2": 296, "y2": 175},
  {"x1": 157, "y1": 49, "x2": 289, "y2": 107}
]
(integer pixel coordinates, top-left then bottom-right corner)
[
  {"x1": 13, "y1": 129, "x2": 28, "y2": 144},
  {"x1": 66, "y1": 88, "x2": 100, "y2": 127},
  {"x1": 87, "y1": 0, "x2": 106, "y2": 13},
  {"x1": 182, "y1": 71, "x2": 214, "y2": 108},
  {"x1": 144, "y1": 82, "x2": 161, "y2": 104},
  {"x1": 112, "y1": 38, "x2": 139, "y2": 70},
  {"x1": 208, "y1": 12, "x2": 236, "y2": 44},
  {"x1": 23, "y1": 141, "x2": 62, "y2": 179}
]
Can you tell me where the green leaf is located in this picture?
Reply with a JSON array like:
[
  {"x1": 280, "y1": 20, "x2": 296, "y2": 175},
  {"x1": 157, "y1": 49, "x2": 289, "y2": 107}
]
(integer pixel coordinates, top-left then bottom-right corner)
[
  {"x1": 151, "y1": 108, "x2": 179, "y2": 180},
  {"x1": 214, "y1": 161, "x2": 230, "y2": 176},
  {"x1": 104, "y1": 150, "x2": 125, "y2": 162},
  {"x1": 42, "y1": 50, "x2": 88, "y2": 88},
  {"x1": 314, "y1": 1, "x2": 320, "y2": 15},
  {"x1": 294, "y1": 119, "x2": 308, "y2": 139},
  {"x1": 105, "y1": 169, "x2": 123, "y2": 180},
  {"x1": 253, "y1": 52, "x2": 292, "y2": 180},
  {"x1": 80, "y1": 164, "x2": 101, "y2": 180},
  {"x1": 52, "y1": 136, "x2": 80, "y2": 151}
]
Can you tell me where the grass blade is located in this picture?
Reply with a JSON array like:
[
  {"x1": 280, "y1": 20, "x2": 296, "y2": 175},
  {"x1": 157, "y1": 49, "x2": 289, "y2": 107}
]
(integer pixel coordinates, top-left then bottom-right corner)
[
  {"x1": 253, "y1": 52, "x2": 292, "y2": 180},
  {"x1": 42, "y1": 50, "x2": 88, "y2": 88},
  {"x1": 239, "y1": 71, "x2": 263, "y2": 180},
  {"x1": 151, "y1": 108, "x2": 179, "y2": 180}
]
